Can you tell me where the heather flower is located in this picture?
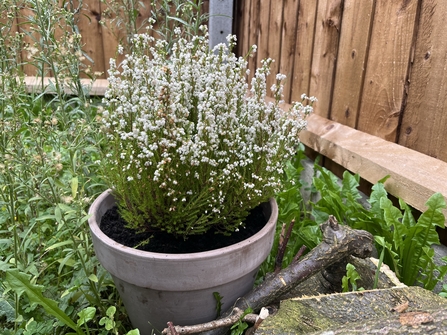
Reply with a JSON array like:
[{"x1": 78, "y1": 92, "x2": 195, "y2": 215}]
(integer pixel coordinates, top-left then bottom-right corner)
[{"x1": 101, "y1": 28, "x2": 315, "y2": 237}]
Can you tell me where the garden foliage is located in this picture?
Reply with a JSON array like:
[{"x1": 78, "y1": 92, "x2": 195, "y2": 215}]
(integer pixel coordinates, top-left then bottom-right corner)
[
  {"x1": 1, "y1": 0, "x2": 447, "y2": 333},
  {"x1": 261, "y1": 150, "x2": 447, "y2": 290}
]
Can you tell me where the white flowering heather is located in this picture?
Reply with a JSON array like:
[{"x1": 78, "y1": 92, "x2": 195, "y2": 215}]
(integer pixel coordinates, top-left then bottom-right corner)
[{"x1": 102, "y1": 29, "x2": 315, "y2": 237}]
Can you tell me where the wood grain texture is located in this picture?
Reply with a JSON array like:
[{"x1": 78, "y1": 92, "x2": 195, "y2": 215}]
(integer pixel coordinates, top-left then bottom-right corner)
[
  {"x1": 0, "y1": 7, "x2": 20, "y2": 71},
  {"x1": 330, "y1": 0, "x2": 374, "y2": 127},
  {"x1": 398, "y1": 0, "x2": 447, "y2": 162},
  {"x1": 357, "y1": 0, "x2": 418, "y2": 142},
  {"x1": 309, "y1": 0, "x2": 343, "y2": 118},
  {"x1": 74, "y1": 0, "x2": 105, "y2": 78},
  {"x1": 278, "y1": 0, "x2": 300, "y2": 102},
  {"x1": 246, "y1": 0, "x2": 259, "y2": 85},
  {"x1": 265, "y1": 0, "x2": 283, "y2": 96},
  {"x1": 257, "y1": 286, "x2": 447, "y2": 335},
  {"x1": 234, "y1": 0, "x2": 250, "y2": 58},
  {"x1": 290, "y1": 0, "x2": 318, "y2": 102},
  {"x1": 298, "y1": 111, "x2": 447, "y2": 218},
  {"x1": 255, "y1": 0, "x2": 271, "y2": 70}
]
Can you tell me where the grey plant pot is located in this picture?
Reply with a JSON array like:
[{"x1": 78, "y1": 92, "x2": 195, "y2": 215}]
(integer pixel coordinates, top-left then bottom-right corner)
[{"x1": 88, "y1": 189, "x2": 278, "y2": 335}]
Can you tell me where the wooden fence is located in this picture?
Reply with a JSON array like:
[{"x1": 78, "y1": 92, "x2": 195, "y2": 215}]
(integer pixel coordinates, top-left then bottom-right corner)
[
  {"x1": 234, "y1": 0, "x2": 447, "y2": 217},
  {"x1": 235, "y1": 0, "x2": 447, "y2": 163}
]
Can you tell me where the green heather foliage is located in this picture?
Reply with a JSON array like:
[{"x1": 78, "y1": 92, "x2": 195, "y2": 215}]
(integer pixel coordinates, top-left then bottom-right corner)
[{"x1": 101, "y1": 28, "x2": 314, "y2": 237}]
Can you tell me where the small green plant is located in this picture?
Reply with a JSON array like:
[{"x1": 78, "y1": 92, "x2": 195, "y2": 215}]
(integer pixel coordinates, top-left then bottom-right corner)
[
  {"x1": 101, "y1": 27, "x2": 314, "y2": 237},
  {"x1": 230, "y1": 307, "x2": 253, "y2": 335},
  {"x1": 342, "y1": 263, "x2": 364, "y2": 292},
  {"x1": 213, "y1": 292, "x2": 223, "y2": 318}
]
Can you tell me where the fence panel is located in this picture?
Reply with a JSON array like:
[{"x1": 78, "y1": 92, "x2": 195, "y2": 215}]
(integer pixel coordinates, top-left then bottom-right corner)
[{"x1": 236, "y1": 0, "x2": 447, "y2": 163}]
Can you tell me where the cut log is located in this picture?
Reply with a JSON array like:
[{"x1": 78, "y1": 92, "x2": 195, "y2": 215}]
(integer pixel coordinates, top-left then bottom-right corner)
[{"x1": 255, "y1": 286, "x2": 447, "y2": 335}]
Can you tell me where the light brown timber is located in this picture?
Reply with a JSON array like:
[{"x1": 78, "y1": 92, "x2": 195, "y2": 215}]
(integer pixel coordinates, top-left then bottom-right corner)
[
  {"x1": 298, "y1": 111, "x2": 447, "y2": 219},
  {"x1": 399, "y1": 0, "x2": 447, "y2": 162},
  {"x1": 330, "y1": 0, "x2": 374, "y2": 128},
  {"x1": 356, "y1": 0, "x2": 418, "y2": 142},
  {"x1": 309, "y1": 0, "x2": 343, "y2": 118},
  {"x1": 278, "y1": 0, "x2": 300, "y2": 102}
]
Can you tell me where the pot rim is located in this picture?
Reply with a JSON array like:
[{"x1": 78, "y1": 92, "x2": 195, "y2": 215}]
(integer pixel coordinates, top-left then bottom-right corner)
[{"x1": 88, "y1": 189, "x2": 278, "y2": 261}]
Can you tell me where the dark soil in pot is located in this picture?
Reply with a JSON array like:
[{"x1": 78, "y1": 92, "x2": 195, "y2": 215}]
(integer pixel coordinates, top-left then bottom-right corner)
[{"x1": 99, "y1": 205, "x2": 267, "y2": 253}]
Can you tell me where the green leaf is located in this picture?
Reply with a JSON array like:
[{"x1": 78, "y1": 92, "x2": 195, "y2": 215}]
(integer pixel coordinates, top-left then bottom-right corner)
[
  {"x1": 71, "y1": 177, "x2": 78, "y2": 199},
  {"x1": 401, "y1": 193, "x2": 446, "y2": 286},
  {"x1": 55, "y1": 206, "x2": 63, "y2": 225},
  {"x1": 99, "y1": 316, "x2": 115, "y2": 331},
  {"x1": 0, "y1": 297, "x2": 16, "y2": 322},
  {"x1": 77, "y1": 307, "x2": 96, "y2": 326},
  {"x1": 126, "y1": 330, "x2": 140, "y2": 335},
  {"x1": 5, "y1": 269, "x2": 79, "y2": 332},
  {"x1": 106, "y1": 306, "x2": 116, "y2": 318},
  {"x1": 369, "y1": 182, "x2": 388, "y2": 219},
  {"x1": 45, "y1": 240, "x2": 73, "y2": 251},
  {"x1": 380, "y1": 197, "x2": 406, "y2": 256},
  {"x1": 342, "y1": 263, "x2": 362, "y2": 292},
  {"x1": 341, "y1": 171, "x2": 360, "y2": 201},
  {"x1": 88, "y1": 274, "x2": 98, "y2": 283}
]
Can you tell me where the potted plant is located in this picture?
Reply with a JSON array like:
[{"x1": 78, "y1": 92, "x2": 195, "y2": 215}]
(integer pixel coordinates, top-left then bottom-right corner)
[{"x1": 88, "y1": 26, "x2": 314, "y2": 334}]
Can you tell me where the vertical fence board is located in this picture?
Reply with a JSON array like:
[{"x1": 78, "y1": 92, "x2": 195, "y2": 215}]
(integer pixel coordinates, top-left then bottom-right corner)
[
  {"x1": 330, "y1": 0, "x2": 374, "y2": 128},
  {"x1": 234, "y1": 0, "x2": 249, "y2": 58},
  {"x1": 247, "y1": 0, "x2": 260, "y2": 84},
  {"x1": 265, "y1": 0, "x2": 283, "y2": 94},
  {"x1": 67, "y1": 0, "x2": 106, "y2": 79},
  {"x1": 357, "y1": 0, "x2": 418, "y2": 142},
  {"x1": 290, "y1": 0, "x2": 318, "y2": 102},
  {"x1": 309, "y1": 0, "x2": 343, "y2": 118},
  {"x1": 75, "y1": 0, "x2": 105, "y2": 78},
  {"x1": 399, "y1": 0, "x2": 447, "y2": 161},
  {"x1": 256, "y1": 0, "x2": 271, "y2": 70},
  {"x1": 100, "y1": 0, "x2": 127, "y2": 74},
  {"x1": 279, "y1": 0, "x2": 300, "y2": 102}
]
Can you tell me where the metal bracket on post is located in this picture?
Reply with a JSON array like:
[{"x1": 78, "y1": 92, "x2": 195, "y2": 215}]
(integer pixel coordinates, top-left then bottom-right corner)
[{"x1": 208, "y1": 0, "x2": 234, "y2": 48}]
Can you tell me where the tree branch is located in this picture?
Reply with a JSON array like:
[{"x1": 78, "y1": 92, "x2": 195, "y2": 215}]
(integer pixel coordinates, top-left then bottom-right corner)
[{"x1": 162, "y1": 216, "x2": 374, "y2": 335}]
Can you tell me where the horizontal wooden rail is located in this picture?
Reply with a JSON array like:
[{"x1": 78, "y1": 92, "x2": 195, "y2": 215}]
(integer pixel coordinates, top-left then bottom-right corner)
[
  {"x1": 23, "y1": 78, "x2": 447, "y2": 219},
  {"x1": 23, "y1": 77, "x2": 109, "y2": 96},
  {"x1": 299, "y1": 112, "x2": 447, "y2": 219}
]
